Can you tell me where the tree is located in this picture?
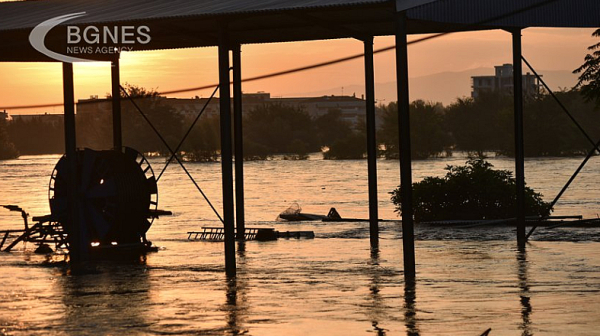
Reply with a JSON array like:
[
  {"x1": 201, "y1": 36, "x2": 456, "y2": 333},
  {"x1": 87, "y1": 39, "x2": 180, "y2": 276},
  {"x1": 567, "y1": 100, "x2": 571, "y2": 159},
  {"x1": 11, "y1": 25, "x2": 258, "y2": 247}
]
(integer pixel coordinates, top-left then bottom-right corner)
[
  {"x1": 390, "y1": 158, "x2": 551, "y2": 222},
  {"x1": 314, "y1": 108, "x2": 353, "y2": 147},
  {"x1": 0, "y1": 118, "x2": 19, "y2": 160},
  {"x1": 117, "y1": 84, "x2": 183, "y2": 155},
  {"x1": 521, "y1": 89, "x2": 599, "y2": 157},
  {"x1": 574, "y1": 29, "x2": 600, "y2": 106},
  {"x1": 181, "y1": 115, "x2": 220, "y2": 162},
  {"x1": 317, "y1": 109, "x2": 367, "y2": 160},
  {"x1": 323, "y1": 132, "x2": 366, "y2": 159},
  {"x1": 284, "y1": 138, "x2": 310, "y2": 160},
  {"x1": 445, "y1": 92, "x2": 512, "y2": 157},
  {"x1": 6, "y1": 117, "x2": 63, "y2": 155},
  {"x1": 378, "y1": 100, "x2": 452, "y2": 160},
  {"x1": 76, "y1": 101, "x2": 112, "y2": 150},
  {"x1": 243, "y1": 103, "x2": 318, "y2": 159}
]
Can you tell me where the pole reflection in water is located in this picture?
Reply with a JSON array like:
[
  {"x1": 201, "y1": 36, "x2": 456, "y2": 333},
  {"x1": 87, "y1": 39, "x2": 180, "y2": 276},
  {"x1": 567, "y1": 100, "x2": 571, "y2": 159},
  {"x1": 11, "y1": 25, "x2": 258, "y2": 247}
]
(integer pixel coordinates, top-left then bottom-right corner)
[
  {"x1": 58, "y1": 256, "x2": 152, "y2": 335},
  {"x1": 517, "y1": 246, "x2": 533, "y2": 336},
  {"x1": 223, "y1": 240, "x2": 248, "y2": 335},
  {"x1": 403, "y1": 276, "x2": 420, "y2": 336},
  {"x1": 368, "y1": 247, "x2": 387, "y2": 335}
]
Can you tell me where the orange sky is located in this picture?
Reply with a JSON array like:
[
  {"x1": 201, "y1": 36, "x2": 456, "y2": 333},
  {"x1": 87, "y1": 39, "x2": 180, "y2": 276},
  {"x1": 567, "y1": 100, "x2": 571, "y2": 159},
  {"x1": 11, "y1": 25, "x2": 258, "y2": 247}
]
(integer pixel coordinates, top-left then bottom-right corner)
[{"x1": 0, "y1": 27, "x2": 596, "y2": 114}]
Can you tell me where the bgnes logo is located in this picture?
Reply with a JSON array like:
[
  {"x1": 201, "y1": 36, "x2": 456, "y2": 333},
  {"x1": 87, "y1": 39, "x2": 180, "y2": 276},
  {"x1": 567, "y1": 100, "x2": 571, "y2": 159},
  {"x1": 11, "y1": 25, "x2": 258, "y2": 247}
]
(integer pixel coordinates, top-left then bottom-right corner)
[{"x1": 29, "y1": 12, "x2": 151, "y2": 63}]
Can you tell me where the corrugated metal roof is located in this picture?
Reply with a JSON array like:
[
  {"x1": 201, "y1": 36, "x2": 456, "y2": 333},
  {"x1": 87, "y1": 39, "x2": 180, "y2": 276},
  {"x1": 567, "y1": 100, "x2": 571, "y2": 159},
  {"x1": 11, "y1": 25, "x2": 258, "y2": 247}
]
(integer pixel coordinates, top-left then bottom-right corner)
[
  {"x1": 406, "y1": 0, "x2": 600, "y2": 28},
  {"x1": 0, "y1": 0, "x2": 598, "y2": 62},
  {"x1": 395, "y1": 0, "x2": 437, "y2": 12},
  {"x1": 0, "y1": 0, "x2": 407, "y2": 61},
  {"x1": 0, "y1": 0, "x2": 395, "y2": 31}
]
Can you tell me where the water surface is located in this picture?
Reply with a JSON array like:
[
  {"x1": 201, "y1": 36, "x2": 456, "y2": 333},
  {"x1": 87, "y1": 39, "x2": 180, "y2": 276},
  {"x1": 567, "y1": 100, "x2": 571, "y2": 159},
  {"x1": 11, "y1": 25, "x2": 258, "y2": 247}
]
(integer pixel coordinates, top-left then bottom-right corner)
[{"x1": 1, "y1": 153, "x2": 599, "y2": 335}]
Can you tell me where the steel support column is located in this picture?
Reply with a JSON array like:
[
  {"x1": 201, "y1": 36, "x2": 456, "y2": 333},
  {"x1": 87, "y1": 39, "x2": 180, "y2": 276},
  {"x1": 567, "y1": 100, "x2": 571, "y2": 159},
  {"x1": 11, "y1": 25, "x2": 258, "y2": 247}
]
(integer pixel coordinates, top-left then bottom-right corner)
[
  {"x1": 512, "y1": 30, "x2": 526, "y2": 246},
  {"x1": 111, "y1": 59, "x2": 122, "y2": 149},
  {"x1": 232, "y1": 44, "x2": 245, "y2": 240},
  {"x1": 364, "y1": 37, "x2": 379, "y2": 248},
  {"x1": 219, "y1": 27, "x2": 236, "y2": 277},
  {"x1": 62, "y1": 62, "x2": 85, "y2": 264},
  {"x1": 395, "y1": 11, "x2": 416, "y2": 279}
]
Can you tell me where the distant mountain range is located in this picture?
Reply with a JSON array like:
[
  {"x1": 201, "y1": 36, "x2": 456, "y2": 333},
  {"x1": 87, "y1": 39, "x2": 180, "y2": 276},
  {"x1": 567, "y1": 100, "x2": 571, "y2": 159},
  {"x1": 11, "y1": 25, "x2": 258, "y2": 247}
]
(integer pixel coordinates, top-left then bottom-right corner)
[{"x1": 293, "y1": 67, "x2": 579, "y2": 105}]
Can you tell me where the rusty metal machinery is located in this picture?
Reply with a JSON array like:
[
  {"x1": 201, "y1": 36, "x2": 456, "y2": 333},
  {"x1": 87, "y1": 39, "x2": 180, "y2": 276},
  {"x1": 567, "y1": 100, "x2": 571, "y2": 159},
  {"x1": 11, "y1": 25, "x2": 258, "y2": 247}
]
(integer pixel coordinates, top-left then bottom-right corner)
[{"x1": 49, "y1": 147, "x2": 159, "y2": 247}]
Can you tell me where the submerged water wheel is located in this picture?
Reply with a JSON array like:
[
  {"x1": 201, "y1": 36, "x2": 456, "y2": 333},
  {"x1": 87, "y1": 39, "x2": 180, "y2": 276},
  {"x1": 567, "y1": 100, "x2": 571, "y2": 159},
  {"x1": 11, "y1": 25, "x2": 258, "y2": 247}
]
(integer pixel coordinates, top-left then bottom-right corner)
[{"x1": 49, "y1": 147, "x2": 158, "y2": 246}]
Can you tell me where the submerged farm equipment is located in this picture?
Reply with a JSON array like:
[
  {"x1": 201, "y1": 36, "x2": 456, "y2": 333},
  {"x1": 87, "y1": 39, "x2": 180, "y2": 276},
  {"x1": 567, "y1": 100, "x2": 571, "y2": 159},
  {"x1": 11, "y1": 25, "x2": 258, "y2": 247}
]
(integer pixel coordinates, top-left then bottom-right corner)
[{"x1": 1, "y1": 147, "x2": 170, "y2": 255}]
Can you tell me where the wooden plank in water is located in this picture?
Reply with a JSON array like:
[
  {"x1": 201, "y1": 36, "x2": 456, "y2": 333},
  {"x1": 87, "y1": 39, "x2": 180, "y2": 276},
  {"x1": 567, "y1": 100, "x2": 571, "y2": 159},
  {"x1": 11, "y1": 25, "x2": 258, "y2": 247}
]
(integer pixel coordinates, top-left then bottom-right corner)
[{"x1": 187, "y1": 227, "x2": 315, "y2": 241}]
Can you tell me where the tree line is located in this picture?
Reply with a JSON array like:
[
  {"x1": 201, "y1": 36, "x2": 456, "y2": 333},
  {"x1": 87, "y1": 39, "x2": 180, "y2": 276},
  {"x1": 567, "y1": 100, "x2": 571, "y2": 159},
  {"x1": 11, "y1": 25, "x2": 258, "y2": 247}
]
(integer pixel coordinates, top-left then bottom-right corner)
[
  {"x1": 0, "y1": 118, "x2": 19, "y2": 159},
  {"x1": 379, "y1": 89, "x2": 600, "y2": 160},
  {"x1": 2, "y1": 86, "x2": 600, "y2": 161},
  {"x1": 78, "y1": 87, "x2": 600, "y2": 160},
  {"x1": 4, "y1": 29, "x2": 600, "y2": 161}
]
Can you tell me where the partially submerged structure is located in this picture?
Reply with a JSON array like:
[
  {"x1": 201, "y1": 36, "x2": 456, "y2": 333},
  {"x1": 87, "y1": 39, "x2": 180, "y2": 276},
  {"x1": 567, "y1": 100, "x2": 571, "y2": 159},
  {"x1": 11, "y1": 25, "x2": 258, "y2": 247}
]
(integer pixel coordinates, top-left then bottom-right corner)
[
  {"x1": 1, "y1": 147, "x2": 170, "y2": 255},
  {"x1": 1, "y1": 0, "x2": 599, "y2": 279}
]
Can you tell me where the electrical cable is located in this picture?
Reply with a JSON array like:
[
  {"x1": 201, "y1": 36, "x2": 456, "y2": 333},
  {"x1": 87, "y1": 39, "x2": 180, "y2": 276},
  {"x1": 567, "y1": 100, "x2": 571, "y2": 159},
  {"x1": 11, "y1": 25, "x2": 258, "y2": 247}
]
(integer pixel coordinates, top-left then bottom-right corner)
[
  {"x1": 120, "y1": 85, "x2": 225, "y2": 224},
  {"x1": 156, "y1": 84, "x2": 219, "y2": 181},
  {"x1": 0, "y1": 0, "x2": 559, "y2": 110},
  {"x1": 521, "y1": 56, "x2": 600, "y2": 239}
]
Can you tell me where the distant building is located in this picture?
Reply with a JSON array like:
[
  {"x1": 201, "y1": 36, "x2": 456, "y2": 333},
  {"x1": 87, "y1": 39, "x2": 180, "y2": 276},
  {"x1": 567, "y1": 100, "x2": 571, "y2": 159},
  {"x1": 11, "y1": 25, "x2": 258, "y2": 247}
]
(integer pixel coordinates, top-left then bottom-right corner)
[
  {"x1": 9, "y1": 113, "x2": 63, "y2": 125},
  {"x1": 283, "y1": 94, "x2": 367, "y2": 126},
  {"x1": 76, "y1": 96, "x2": 111, "y2": 123},
  {"x1": 0, "y1": 110, "x2": 8, "y2": 121},
  {"x1": 77, "y1": 92, "x2": 371, "y2": 128},
  {"x1": 471, "y1": 64, "x2": 541, "y2": 98}
]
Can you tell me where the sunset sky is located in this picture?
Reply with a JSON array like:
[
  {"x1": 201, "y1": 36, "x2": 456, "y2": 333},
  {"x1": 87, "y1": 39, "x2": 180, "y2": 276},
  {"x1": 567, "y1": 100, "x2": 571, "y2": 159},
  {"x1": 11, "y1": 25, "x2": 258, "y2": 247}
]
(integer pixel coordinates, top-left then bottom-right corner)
[{"x1": 0, "y1": 27, "x2": 596, "y2": 114}]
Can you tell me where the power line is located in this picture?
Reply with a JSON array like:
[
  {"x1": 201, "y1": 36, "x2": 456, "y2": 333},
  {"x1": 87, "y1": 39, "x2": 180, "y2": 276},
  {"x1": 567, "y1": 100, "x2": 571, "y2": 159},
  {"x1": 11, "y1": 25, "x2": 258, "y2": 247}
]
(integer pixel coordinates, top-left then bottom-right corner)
[
  {"x1": 0, "y1": 0, "x2": 559, "y2": 111},
  {"x1": 0, "y1": 43, "x2": 399, "y2": 110},
  {"x1": 120, "y1": 85, "x2": 225, "y2": 223}
]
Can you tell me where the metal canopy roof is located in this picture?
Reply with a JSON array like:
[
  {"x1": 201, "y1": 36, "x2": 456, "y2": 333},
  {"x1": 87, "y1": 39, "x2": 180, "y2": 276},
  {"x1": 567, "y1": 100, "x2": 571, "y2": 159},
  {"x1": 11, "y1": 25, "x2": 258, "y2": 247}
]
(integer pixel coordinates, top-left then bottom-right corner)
[
  {"x1": 407, "y1": 0, "x2": 600, "y2": 29},
  {"x1": 0, "y1": 0, "x2": 400, "y2": 61},
  {"x1": 0, "y1": 0, "x2": 396, "y2": 31},
  {"x1": 0, "y1": 0, "x2": 598, "y2": 62}
]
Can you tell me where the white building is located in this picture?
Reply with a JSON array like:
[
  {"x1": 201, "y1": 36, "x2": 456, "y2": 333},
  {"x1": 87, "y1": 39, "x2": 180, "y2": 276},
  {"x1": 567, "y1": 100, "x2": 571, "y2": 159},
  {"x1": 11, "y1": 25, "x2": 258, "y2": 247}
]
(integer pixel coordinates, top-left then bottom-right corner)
[{"x1": 471, "y1": 64, "x2": 541, "y2": 99}]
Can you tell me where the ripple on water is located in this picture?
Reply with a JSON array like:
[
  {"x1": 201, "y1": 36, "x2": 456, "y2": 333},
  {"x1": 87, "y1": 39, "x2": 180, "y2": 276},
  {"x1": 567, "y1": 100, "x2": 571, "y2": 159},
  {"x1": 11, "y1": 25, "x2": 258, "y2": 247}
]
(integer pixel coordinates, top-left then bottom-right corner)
[{"x1": 1, "y1": 155, "x2": 600, "y2": 335}]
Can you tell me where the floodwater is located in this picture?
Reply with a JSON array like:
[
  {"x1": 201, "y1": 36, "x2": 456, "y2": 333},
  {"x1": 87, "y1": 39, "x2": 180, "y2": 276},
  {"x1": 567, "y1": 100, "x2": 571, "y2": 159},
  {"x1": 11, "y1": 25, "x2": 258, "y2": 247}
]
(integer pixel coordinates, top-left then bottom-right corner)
[{"x1": 1, "y1": 153, "x2": 600, "y2": 335}]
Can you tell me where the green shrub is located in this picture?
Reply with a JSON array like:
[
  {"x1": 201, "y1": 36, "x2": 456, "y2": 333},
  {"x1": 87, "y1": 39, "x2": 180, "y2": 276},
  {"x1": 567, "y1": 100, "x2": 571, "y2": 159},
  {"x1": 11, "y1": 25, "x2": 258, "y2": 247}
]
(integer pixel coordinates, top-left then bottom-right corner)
[{"x1": 390, "y1": 158, "x2": 551, "y2": 222}]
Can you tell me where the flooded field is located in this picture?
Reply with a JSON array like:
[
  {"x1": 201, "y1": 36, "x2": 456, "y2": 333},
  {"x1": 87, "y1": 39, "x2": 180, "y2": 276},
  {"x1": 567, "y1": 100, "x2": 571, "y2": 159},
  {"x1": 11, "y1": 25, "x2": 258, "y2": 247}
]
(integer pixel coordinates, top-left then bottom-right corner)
[{"x1": 1, "y1": 153, "x2": 599, "y2": 335}]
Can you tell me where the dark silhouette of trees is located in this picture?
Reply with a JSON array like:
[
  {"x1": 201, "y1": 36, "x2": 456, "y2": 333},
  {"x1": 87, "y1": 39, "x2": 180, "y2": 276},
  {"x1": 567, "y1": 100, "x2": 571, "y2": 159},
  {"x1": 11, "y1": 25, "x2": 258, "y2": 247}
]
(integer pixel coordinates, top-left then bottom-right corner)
[
  {"x1": 118, "y1": 84, "x2": 183, "y2": 155},
  {"x1": 0, "y1": 118, "x2": 19, "y2": 159},
  {"x1": 181, "y1": 115, "x2": 220, "y2": 162},
  {"x1": 316, "y1": 108, "x2": 366, "y2": 159},
  {"x1": 243, "y1": 103, "x2": 318, "y2": 160},
  {"x1": 6, "y1": 117, "x2": 63, "y2": 155},
  {"x1": 314, "y1": 108, "x2": 353, "y2": 147},
  {"x1": 377, "y1": 102, "x2": 399, "y2": 159},
  {"x1": 520, "y1": 90, "x2": 600, "y2": 157},
  {"x1": 78, "y1": 84, "x2": 184, "y2": 154},
  {"x1": 323, "y1": 132, "x2": 366, "y2": 159},
  {"x1": 445, "y1": 92, "x2": 512, "y2": 157},
  {"x1": 574, "y1": 28, "x2": 600, "y2": 106},
  {"x1": 379, "y1": 100, "x2": 452, "y2": 160},
  {"x1": 284, "y1": 138, "x2": 310, "y2": 160},
  {"x1": 444, "y1": 89, "x2": 599, "y2": 157},
  {"x1": 10, "y1": 83, "x2": 600, "y2": 161},
  {"x1": 76, "y1": 102, "x2": 111, "y2": 150}
]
